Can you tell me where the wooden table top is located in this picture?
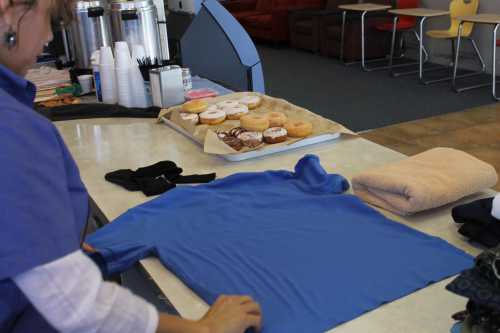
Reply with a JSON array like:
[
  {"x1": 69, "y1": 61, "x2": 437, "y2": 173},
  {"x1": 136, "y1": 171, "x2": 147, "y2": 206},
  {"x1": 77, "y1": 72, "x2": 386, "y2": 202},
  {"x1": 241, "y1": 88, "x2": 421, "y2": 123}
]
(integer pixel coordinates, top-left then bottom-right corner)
[
  {"x1": 338, "y1": 3, "x2": 391, "y2": 12},
  {"x1": 458, "y1": 13, "x2": 500, "y2": 24},
  {"x1": 389, "y1": 8, "x2": 449, "y2": 17}
]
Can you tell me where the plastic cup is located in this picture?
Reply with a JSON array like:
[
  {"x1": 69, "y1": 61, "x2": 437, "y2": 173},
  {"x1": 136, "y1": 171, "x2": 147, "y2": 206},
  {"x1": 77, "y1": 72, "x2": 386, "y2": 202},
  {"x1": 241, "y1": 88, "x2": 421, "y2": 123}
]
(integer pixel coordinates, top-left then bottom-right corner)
[
  {"x1": 100, "y1": 64, "x2": 117, "y2": 104},
  {"x1": 77, "y1": 74, "x2": 93, "y2": 94},
  {"x1": 131, "y1": 44, "x2": 146, "y2": 63},
  {"x1": 115, "y1": 51, "x2": 132, "y2": 69},
  {"x1": 100, "y1": 46, "x2": 114, "y2": 66}
]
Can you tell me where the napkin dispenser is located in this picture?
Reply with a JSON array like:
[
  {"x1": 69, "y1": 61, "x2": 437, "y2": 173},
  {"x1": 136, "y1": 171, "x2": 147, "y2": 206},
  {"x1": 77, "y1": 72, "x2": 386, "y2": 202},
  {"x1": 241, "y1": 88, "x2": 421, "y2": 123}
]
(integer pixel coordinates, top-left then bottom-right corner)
[{"x1": 150, "y1": 66, "x2": 185, "y2": 108}]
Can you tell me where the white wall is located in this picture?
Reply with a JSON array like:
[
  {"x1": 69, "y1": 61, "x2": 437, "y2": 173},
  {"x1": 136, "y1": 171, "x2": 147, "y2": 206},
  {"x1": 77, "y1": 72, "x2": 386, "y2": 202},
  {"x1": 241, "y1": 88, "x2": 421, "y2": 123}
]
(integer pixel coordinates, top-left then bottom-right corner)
[{"x1": 421, "y1": 0, "x2": 500, "y2": 72}]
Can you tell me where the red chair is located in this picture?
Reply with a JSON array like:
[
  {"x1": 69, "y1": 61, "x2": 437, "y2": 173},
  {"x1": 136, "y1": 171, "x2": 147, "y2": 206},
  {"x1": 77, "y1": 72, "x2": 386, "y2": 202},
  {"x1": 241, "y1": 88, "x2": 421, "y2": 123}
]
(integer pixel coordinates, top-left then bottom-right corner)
[
  {"x1": 376, "y1": 0, "x2": 418, "y2": 32},
  {"x1": 497, "y1": 40, "x2": 500, "y2": 47},
  {"x1": 375, "y1": 0, "x2": 428, "y2": 60}
]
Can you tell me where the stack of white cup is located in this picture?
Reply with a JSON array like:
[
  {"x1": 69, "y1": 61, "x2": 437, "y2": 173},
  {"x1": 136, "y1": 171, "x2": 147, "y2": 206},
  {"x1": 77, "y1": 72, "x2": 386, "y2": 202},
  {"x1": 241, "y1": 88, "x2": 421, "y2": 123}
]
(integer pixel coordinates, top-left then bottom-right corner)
[
  {"x1": 114, "y1": 41, "x2": 133, "y2": 108},
  {"x1": 99, "y1": 46, "x2": 117, "y2": 104},
  {"x1": 131, "y1": 44, "x2": 151, "y2": 108}
]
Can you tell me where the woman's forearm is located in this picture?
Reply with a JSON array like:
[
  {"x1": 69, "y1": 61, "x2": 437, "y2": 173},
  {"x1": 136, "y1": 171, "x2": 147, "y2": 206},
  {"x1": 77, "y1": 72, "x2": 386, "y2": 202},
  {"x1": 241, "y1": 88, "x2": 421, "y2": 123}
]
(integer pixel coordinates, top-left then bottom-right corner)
[{"x1": 14, "y1": 250, "x2": 159, "y2": 333}]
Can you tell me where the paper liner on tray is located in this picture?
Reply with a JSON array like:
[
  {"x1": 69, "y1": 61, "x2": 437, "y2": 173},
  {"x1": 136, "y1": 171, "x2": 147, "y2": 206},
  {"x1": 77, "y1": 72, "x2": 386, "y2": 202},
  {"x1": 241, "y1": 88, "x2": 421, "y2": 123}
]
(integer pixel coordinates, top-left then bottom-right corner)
[{"x1": 158, "y1": 92, "x2": 356, "y2": 156}]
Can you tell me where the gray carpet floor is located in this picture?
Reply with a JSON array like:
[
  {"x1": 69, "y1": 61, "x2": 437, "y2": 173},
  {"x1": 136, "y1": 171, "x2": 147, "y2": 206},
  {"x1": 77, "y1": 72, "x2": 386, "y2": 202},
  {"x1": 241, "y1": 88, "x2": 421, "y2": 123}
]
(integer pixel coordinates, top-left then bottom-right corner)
[{"x1": 257, "y1": 45, "x2": 495, "y2": 132}]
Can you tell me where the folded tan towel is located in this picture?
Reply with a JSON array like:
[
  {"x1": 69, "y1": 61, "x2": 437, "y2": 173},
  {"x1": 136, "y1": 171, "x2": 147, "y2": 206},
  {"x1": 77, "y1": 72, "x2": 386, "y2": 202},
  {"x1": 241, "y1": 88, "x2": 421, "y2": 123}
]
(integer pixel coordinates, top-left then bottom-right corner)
[{"x1": 352, "y1": 148, "x2": 498, "y2": 216}]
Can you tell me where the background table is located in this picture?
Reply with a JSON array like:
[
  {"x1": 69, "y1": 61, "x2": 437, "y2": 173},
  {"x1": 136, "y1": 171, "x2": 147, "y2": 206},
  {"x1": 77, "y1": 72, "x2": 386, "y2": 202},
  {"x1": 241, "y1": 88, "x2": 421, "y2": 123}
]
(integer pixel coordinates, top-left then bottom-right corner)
[
  {"x1": 56, "y1": 117, "x2": 495, "y2": 332},
  {"x1": 453, "y1": 14, "x2": 500, "y2": 100},
  {"x1": 338, "y1": 3, "x2": 392, "y2": 70},
  {"x1": 388, "y1": 8, "x2": 449, "y2": 82}
]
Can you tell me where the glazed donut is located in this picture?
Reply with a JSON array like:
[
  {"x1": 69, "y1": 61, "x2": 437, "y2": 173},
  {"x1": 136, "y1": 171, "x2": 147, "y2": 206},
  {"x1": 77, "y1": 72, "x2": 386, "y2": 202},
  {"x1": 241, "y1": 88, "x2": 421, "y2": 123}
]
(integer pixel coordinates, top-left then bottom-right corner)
[
  {"x1": 216, "y1": 100, "x2": 239, "y2": 109},
  {"x1": 240, "y1": 114, "x2": 270, "y2": 132},
  {"x1": 237, "y1": 131, "x2": 263, "y2": 148},
  {"x1": 182, "y1": 99, "x2": 208, "y2": 114},
  {"x1": 199, "y1": 109, "x2": 226, "y2": 125},
  {"x1": 284, "y1": 120, "x2": 313, "y2": 138},
  {"x1": 239, "y1": 95, "x2": 262, "y2": 109},
  {"x1": 179, "y1": 112, "x2": 199, "y2": 125},
  {"x1": 263, "y1": 127, "x2": 287, "y2": 144},
  {"x1": 223, "y1": 104, "x2": 249, "y2": 120},
  {"x1": 267, "y1": 111, "x2": 288, "y2": 127}
]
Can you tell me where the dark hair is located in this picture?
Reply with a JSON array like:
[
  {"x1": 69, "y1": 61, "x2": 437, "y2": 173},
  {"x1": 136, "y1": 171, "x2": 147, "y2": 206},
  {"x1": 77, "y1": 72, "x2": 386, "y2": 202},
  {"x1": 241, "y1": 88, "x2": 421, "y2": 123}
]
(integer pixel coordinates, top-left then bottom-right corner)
[{"x1": 50, "y1": 0, "x2": 75, "y2": 25}]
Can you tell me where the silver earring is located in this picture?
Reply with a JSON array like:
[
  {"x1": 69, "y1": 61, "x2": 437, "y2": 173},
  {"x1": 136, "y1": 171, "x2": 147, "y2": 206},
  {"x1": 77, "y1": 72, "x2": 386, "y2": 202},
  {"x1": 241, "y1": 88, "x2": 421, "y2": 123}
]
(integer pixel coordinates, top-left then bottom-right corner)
[{"x1": 4, "y1": 28, "x2": 17, "y2": 49}]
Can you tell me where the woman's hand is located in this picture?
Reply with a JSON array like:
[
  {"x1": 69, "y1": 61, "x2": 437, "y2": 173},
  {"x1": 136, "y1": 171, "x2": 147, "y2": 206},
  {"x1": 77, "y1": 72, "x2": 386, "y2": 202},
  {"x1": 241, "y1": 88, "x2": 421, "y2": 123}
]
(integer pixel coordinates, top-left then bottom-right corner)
[{"x1": 196, "y1": 295, "x2": 262, "y2": 333}]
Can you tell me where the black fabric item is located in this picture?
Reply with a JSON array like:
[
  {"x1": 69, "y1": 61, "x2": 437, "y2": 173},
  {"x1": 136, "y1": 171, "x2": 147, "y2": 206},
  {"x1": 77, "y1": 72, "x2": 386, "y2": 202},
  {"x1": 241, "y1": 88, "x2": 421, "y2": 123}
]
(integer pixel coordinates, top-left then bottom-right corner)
[
  {"x1": 105, "y1": 170, "x2": 141, "y2": 191},
  {"x1": 452, "y1": 198, "x2": 496, "y2": 225},
  {"x1": 134, "y1": 161, "x2": 182, "y2": 178},
  {"x1": 458, "y1": 223, "x2": 500, "y2": 248},
  {"x1": 137, "y1": 176, "x2": 176, "y2": 196},
  {"x1": 35, "y1": 103, "x2": 161, "y2": 121},
  {"x1": 173, "y1": 173, "x2": 216, "y2": 184},
  {"x1": 105, "y1": 161, "x2": 215, "y2": 196},
  {"x1": 447, "y1": 268, "x2": 500, "y2": 311},
  {"x1": 447, "y1": 248, "x2": 500, "y2": 311},
  {"x1": 452, "y1": 198, "x2": 500, "y2": 248},
  {"x1": 466, "y1": 301, "x2": 500, "y2": 330}
]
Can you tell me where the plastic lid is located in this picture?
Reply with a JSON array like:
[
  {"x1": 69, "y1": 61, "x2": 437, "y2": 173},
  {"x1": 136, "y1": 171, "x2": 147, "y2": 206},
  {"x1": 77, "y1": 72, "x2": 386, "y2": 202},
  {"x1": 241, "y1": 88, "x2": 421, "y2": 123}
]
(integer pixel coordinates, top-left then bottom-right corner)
[{"x1": 75, "y1": 0, "x2": 107, "y2": 10}]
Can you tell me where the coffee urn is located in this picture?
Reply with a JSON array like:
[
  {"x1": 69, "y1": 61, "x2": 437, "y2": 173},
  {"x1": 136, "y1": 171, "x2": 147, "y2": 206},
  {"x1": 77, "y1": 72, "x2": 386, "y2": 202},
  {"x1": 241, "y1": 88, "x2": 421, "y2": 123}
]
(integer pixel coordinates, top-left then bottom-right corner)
[
  {"x1": 110, "y1": 0, "x2": 169, "y2": 62},
  {"x1": 68, "y1": 0, "x2": 112, "y2": 69}
]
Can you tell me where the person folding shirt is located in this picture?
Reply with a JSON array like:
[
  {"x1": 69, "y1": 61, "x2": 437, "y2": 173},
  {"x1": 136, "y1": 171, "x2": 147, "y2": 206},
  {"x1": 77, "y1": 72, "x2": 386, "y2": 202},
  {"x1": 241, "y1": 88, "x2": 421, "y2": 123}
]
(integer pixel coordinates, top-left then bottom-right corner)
[{"x1": 89, "y1": 155, "x2": 474, "y2": 333}]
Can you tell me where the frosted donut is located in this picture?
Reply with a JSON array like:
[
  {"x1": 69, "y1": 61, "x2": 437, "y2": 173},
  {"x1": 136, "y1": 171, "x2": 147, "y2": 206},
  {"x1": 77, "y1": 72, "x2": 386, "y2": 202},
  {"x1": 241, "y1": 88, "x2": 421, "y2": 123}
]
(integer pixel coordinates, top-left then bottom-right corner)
[
  {"x1": 182, "y1": 99, "x2": 208, "y2": 114},
  {"x1": 216, "y1": 100, "x2": 239, "y2": 109},
  {"x1": 206, "y1": 104, "x2": 220, "y2": 112},
  {"x1": 199, "y1": 109, "x2": 226, "y2": 125},
  {"x1": 223, "y1": 104, "x2": 249, "y2": 120},
  {"x1": 179, "y1": 112, "x2": 199, "y2": 125},
  {"x1": 221, "y1": 136, "x2": 243, "y2": 151},
  {"x1": 284, "y1": 120, "x2": 313, "y2": 138},
  {"x1": 267, "y1": 111, "x2": 288, "y2": 127},
  {"x1": 239, "y1": 95, "x2": 262, "y2": 109},
  {"x1": 237, "y1": 131, "x2": 263, "y2": 148},
  {"x1": 240, "y1": 114, "x2": 270, "y2": 132},
  {"x1": 263, "y1": 127, "x2": 287, "y2": 144}
]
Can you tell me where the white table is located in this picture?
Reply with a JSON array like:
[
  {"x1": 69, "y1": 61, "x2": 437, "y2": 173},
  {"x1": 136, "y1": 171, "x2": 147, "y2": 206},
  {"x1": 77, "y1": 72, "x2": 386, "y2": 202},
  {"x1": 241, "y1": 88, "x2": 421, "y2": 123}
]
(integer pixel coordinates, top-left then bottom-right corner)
[
  {"x1": 338, "y1": 3, "x2": 392, "y2": 71},
  {"x1": 56, "y1": 117, "x2": 494, "y2": 332}
]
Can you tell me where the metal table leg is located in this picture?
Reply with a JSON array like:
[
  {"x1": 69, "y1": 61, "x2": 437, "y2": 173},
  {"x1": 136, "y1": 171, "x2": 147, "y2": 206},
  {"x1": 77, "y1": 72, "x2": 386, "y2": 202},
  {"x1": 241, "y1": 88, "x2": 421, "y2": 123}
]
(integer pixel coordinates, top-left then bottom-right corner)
[
  {"x1": 452, "y1": 22, "x2": 492, "y2": 95},
  {"x1": 340, "y1": 10, "x2": 347, "y2": 62},
  {"x1": 452, "y1": 23, "x2": 464, "y2": 92},
  {"x1": 391, "y1": 17, "x2": 441, "y2": 78},
  {"x1": 361, "y1": 10, "x2": 368, "y2": 71},
  {"x1": 493, "y1": 24, "x2": 499, "y2": 100},
  {"x1": 418, "y1": 16, "x2": 427, "y2": 83},
  {"x1": 388, "y1": 15, "x2": 399, "y2": 72}
]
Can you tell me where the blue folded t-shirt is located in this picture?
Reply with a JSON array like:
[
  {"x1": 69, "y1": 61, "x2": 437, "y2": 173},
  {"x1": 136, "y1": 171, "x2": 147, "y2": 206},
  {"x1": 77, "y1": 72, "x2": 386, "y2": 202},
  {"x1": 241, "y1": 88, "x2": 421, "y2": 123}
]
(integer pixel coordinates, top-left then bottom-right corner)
[{"x1": 89, "y1": 155, "x2": 473, "y2": 333}]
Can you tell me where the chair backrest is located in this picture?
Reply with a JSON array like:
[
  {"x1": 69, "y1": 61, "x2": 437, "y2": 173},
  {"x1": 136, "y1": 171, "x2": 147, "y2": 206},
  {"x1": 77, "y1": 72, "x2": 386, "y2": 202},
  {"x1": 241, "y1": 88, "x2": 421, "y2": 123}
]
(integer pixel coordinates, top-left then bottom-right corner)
[
  {"x1": 449, "y1": 0, "x2": 479, "y2": 37},
  {"x1": 396, "y1": 0, "x2": 419, "y2": 9},
  {"x1": 395, "y1": 0, "x2": 418, "y2": 25}
]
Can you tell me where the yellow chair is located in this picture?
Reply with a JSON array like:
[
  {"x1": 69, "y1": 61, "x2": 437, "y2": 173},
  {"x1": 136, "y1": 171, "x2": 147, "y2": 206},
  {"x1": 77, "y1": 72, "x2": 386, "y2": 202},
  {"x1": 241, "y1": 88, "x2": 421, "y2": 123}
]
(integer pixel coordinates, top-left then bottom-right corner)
[
  {"x1": 424, "y1": 0, "x2": 485, "y2": 84},
  {"x1": 427, "y1": 0, "x2": 478, "y2": 39}
]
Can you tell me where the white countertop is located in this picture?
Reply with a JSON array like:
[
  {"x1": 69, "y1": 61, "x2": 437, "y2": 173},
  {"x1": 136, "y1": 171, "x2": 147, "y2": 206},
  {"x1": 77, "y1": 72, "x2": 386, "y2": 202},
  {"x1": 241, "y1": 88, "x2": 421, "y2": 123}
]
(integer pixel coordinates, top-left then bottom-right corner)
[{"x1": 56, "y1": 117, "x2": 494, "y2": 333}]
